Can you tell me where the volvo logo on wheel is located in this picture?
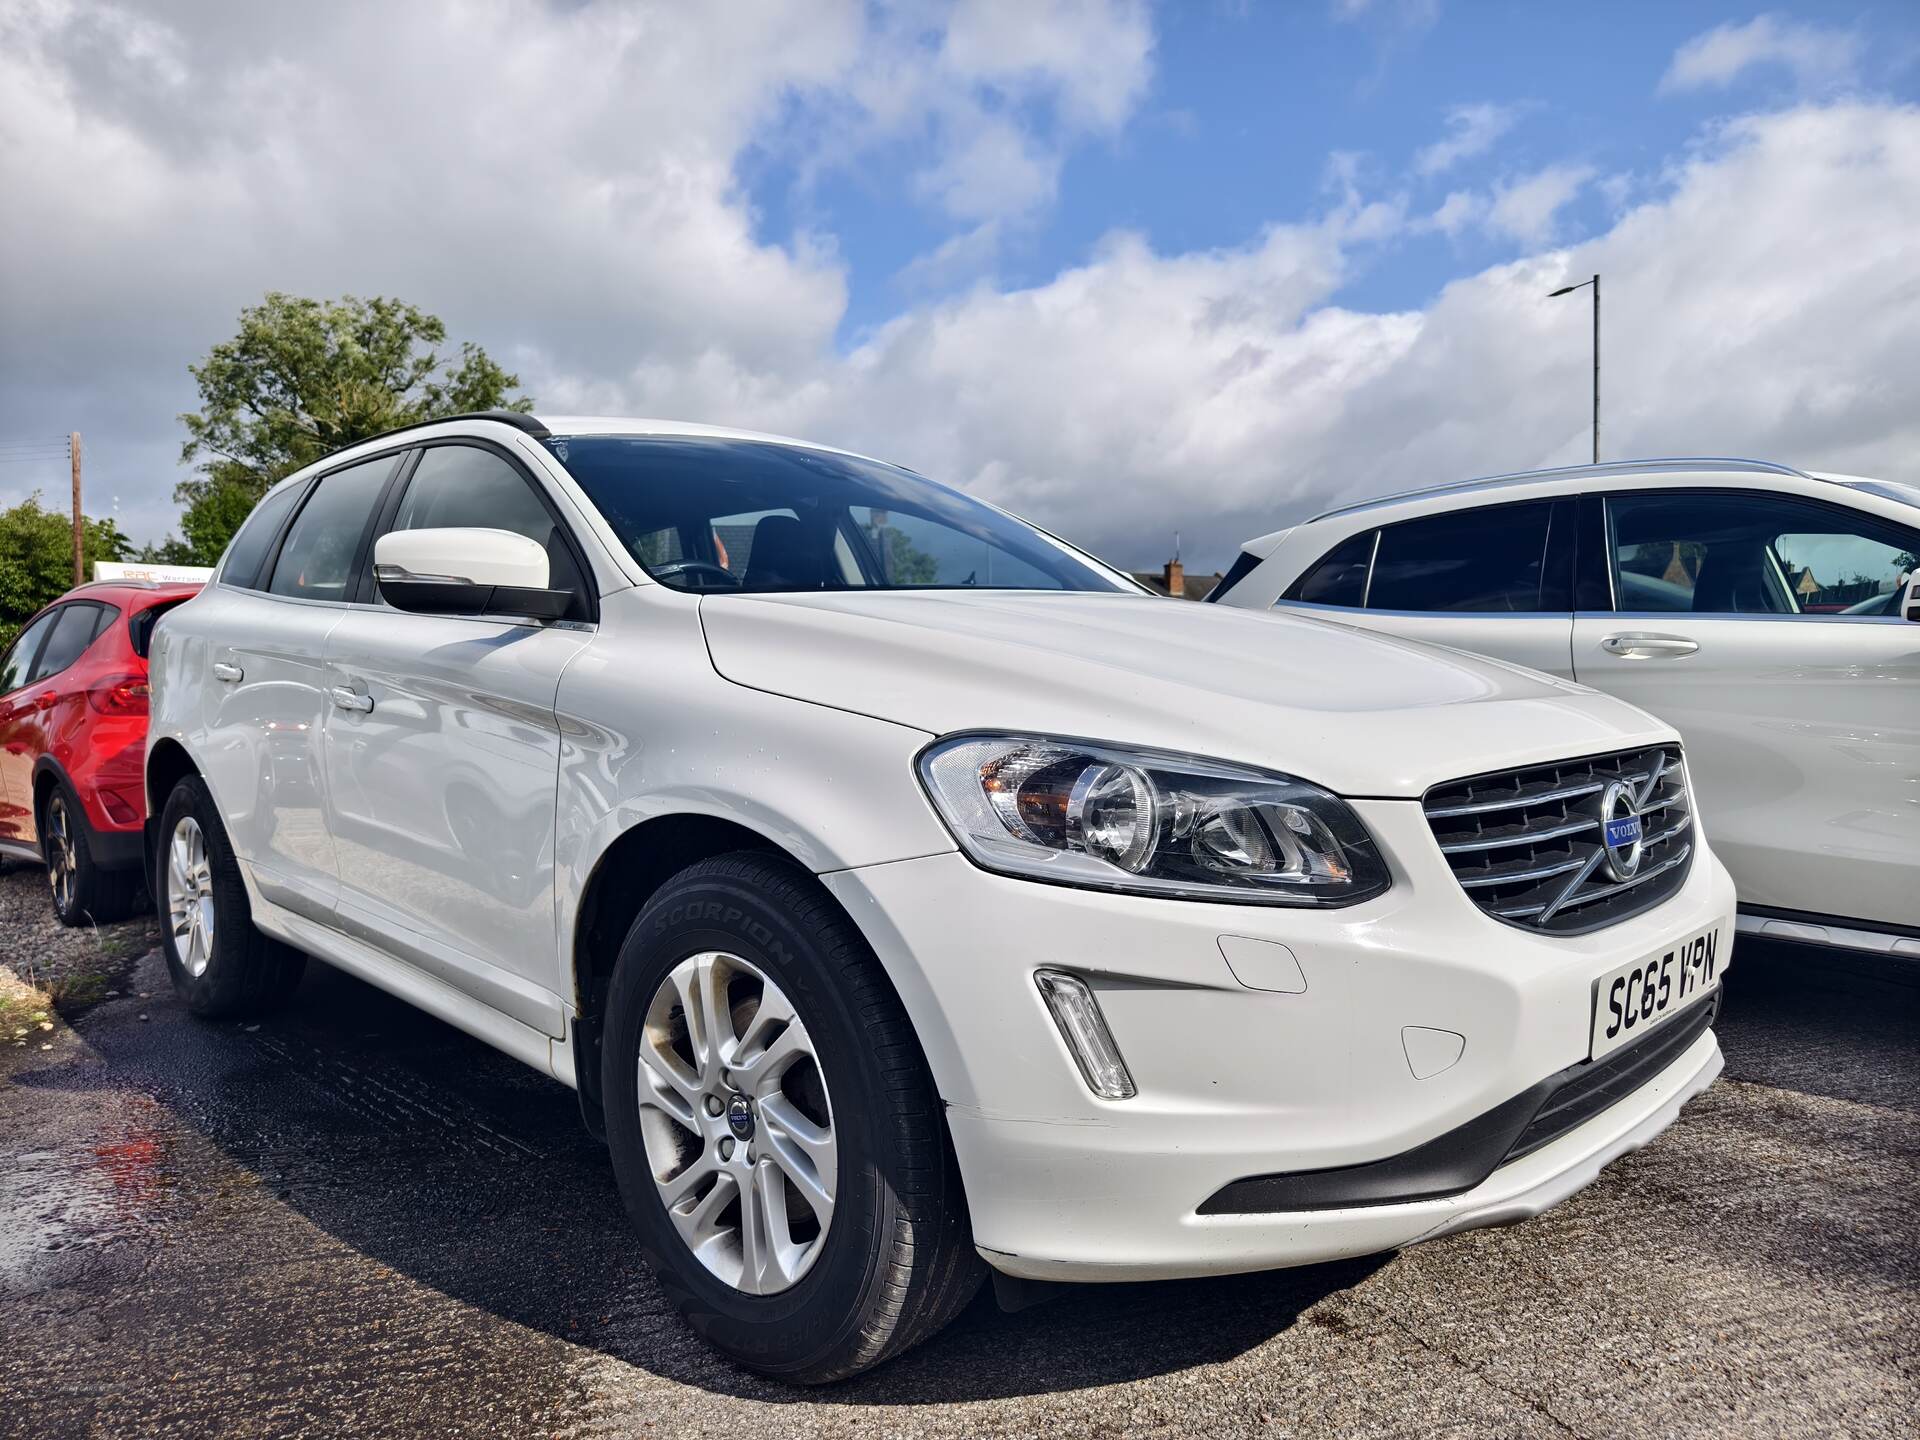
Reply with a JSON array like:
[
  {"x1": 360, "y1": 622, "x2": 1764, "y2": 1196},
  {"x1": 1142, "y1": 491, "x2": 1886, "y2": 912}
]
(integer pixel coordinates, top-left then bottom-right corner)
[
  {"x1": 1599, "y1": 780, "x2": 1645, "y2": 882},
  {"x1": 725, "y1": 1093, "x2": 755, "y2": 1140}
]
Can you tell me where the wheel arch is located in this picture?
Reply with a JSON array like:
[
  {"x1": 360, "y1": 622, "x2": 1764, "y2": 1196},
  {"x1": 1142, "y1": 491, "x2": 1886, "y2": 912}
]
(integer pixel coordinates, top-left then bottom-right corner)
[
  {"x1": 566, "y1": 811, "x2": 962, "y2": 1172},
  {"x1": 145, "y1": 735, "x2": 201, "y2": 819},
  {"x1": 30, "y1": 754, "x2": 72, "y2": 826},
  {"x1": 570, "y1": 813, "x2": 786, "y2": 1022},
  {"x1": 143, "y1": 736, "x2": 204, "y2": 891}
]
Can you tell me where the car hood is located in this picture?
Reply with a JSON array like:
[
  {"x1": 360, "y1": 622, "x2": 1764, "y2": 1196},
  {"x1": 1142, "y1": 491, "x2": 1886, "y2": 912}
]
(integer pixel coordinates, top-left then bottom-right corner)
[{"x1": 699, "y1": 590, "x2": 1674, "y2": 797}]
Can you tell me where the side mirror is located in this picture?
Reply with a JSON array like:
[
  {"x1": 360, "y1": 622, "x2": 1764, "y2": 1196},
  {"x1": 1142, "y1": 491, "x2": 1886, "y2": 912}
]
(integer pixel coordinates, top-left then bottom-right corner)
[
  {"x1": 374, "y1": 528, "x2": 571, "y2": 622},
  {"x1": 1904, "y1": 572, "x2": 1920, "y2": 622}
]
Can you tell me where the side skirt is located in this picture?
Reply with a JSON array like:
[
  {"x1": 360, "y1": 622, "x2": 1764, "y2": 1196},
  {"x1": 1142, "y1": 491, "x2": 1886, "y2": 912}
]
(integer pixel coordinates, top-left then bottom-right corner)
[
  {"x1": 1736, "y1": 906, "x2": 1920, "y2": 960},
  {"x1": 250, "y1": 898, "x2": 572, "y2": 1085}
]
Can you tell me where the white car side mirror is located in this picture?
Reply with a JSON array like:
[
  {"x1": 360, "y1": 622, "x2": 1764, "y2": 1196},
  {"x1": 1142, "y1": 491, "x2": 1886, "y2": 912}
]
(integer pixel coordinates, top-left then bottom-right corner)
[
  {"x1": 1904, "y1": 571, "x2": 1920, "y2": 622},
  {"x1": 374, "y1": 527, "x2": 570, "y2": 621}
]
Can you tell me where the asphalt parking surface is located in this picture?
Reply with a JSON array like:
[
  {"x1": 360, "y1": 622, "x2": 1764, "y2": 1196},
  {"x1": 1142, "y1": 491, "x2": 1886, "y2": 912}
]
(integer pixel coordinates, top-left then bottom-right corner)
[{"x1": 2, "y1": 936, "x2": 1915, "y2": 1439}]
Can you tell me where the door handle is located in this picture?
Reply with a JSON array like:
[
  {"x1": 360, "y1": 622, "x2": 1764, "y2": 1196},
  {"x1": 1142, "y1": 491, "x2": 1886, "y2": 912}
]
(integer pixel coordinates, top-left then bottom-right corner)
[
  {"x1": 1601, "y1": 633, "x2": 1699, "y2": 659},
  {"x1": 212, "y1": 661, "x2": 244, "y2": 683},
  {"x1": 328, "y1": 685, "x2": 374, "y2": 714}
]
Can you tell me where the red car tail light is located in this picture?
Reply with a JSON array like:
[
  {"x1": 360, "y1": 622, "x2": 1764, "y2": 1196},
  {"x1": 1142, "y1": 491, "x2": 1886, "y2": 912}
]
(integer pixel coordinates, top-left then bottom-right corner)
[{"x1": 89, "y1": 675, "x2": 151, "y2": 715}]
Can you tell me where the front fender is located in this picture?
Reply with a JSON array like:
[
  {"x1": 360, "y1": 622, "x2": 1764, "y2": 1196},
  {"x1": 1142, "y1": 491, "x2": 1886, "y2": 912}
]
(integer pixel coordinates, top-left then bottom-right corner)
[{"x1": 553, "y1": 587, "x2": 957, "y2": 997}]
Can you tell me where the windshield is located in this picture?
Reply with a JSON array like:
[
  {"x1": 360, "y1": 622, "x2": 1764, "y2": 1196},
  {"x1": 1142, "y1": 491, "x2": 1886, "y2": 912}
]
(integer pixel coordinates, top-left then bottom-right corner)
[{"x1": 542, "y1": 435, "x2": 1128, "y2": 595}]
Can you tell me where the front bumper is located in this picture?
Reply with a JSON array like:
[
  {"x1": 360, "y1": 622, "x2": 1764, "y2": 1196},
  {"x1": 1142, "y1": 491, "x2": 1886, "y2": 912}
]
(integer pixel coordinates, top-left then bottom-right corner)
[{"x1": 823, "y1": 797, "x2": 1736, "y2": 1283}]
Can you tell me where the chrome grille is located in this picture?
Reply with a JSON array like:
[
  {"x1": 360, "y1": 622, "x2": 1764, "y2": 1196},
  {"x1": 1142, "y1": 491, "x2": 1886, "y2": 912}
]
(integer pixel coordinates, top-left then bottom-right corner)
[{"x1": 1423, "y1": 745, "x2": 1693, "y2": 935}]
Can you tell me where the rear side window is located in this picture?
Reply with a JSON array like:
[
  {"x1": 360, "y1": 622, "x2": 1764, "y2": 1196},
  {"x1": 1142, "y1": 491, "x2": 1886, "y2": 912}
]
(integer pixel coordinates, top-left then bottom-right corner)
[
  {"x1": 267, "y1": 455, "x2": 399, "y2": 601},
  {"x1": 129, "y1": 597, "x2": 193, "y2": 658},
  {"x1": 220, "y1": 480, "x2": 308, "y2": 591},
  {"x1": 1286, "y1": 530, "x2": 1374, "y2": 607},
  {"x1": 28, "y1": 602, "x2": 111, "y2": 684},
  {"x1": 1367, "y1": 501, "x2": 1561, "y2": 612},
  {"x1": 1204, "y1": 549, "x2": 1263, "y2": 603}
]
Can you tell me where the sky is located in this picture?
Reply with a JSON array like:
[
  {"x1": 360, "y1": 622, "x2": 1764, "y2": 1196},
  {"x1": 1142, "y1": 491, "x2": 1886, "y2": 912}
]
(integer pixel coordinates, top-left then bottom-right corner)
[{"x1": 3, "y1": 0, "x2": 1919, "y2": 572}]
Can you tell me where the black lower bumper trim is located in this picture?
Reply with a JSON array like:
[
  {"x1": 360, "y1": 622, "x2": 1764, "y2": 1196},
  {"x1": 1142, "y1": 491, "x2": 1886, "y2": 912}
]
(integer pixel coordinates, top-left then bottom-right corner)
[
  {"x1": 1198, "y1": 992, "x2": 1719, "y2": 1215},
  {"x1": 87, "y1": 819, "x2": 146, "y2": 870}
]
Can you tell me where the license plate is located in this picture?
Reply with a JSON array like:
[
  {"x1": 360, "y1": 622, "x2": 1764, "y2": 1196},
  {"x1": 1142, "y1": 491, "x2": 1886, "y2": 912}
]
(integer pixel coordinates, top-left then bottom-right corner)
[{"x1": 1589, "y1": 925, "x2": 1723, "y2": 1061}]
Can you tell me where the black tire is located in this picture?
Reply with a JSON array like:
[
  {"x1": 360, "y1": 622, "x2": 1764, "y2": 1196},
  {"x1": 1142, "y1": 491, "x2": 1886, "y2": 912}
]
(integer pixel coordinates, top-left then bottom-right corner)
[
  {"x1": 602, "y1": 852, "x2": 982, "y2": 1383},
  {"x1": 155, "y1": 774, "x2": 305, "y2": 1018},
  {"x1": 42, "y1": 780, "x2": 143, "y2": 926}
]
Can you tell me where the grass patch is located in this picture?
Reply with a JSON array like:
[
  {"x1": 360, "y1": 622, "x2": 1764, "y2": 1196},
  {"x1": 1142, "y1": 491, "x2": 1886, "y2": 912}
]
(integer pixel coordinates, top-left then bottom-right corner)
[
  {"x1": 50, "y1": 968, "x2": 113, "y2": 1009},
  {"x1": 0, "y1": 969, "x2": 54, "y2": 1046}
]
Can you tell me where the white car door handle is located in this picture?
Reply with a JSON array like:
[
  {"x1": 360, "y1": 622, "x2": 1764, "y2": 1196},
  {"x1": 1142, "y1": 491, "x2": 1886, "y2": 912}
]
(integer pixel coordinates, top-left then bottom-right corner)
[
  {"x1": 1601, "y1": 633, "x2": 1699, "y2": 658},
  {"x1": 212, "y1": 661, "x2": 244, "y2": 683},
  {"x1": 328, "y1": 685, "x2": 374, "y2": 713}
]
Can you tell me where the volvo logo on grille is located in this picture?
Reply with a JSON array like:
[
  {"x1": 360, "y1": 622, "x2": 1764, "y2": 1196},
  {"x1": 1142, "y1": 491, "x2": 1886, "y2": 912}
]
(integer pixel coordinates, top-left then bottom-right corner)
[
  {"x1": 1599, "y1": 780, "x2": 1645, "y2": 882},
  {"x1": 725, "y1": 1094, "x2": 755, "y2": 1140}
]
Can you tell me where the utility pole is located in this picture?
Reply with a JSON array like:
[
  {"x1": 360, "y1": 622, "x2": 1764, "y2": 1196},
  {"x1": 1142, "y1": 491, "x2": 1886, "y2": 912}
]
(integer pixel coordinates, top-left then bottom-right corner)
[
  {"x1": 1547, "y1": 273, "x2": 1600, "y2": 464},
  {"x1": 69, "y1": 432, "x2": 84, "y2": 584}
]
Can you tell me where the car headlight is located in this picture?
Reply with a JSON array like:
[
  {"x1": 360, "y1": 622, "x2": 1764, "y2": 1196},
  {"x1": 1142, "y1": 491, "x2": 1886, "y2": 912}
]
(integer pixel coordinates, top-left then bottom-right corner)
[{"x1": 917, "y1": 734, "x2": 1391, "y2": 906}]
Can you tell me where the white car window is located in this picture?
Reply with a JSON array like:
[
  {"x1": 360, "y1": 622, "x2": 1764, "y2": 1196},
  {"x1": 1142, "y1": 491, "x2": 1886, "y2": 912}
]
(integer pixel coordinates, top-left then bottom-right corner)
[
  {"x1": 1366, "y1": 501, "x2": 1561, "y2": 613},
  {"x1": 1609, "y1": 491, "x2": 1920, "y2": 617},
  {"x1": 268, "y1": 454, "x2": 399, "y2": 602}
]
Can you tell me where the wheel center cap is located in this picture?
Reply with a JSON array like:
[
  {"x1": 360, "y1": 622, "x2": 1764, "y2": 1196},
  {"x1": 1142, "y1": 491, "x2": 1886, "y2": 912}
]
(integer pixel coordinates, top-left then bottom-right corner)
[{"x1": 725, "y1": 1093, "x2": 755, "y2": 1140}]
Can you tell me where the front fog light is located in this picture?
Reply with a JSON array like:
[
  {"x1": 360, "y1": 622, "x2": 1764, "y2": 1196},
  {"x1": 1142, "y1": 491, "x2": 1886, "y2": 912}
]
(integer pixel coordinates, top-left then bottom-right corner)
[{"x1": 1035, "y1": 969, "x2": 1136, "y2": 1100}]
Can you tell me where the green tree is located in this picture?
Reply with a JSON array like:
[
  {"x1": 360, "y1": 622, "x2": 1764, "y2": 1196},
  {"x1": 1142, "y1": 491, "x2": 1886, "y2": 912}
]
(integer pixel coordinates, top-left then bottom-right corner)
[
  {"x1": 0, "y1": 495, "x2": 132, "y2": 648},
  {"x1": 169, "y1": 293, "x2": 531, "y2": 562}
]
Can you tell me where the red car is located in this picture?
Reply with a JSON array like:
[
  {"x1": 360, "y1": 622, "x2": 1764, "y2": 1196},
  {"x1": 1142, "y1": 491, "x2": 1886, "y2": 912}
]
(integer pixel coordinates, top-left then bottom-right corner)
[{"x1": 0, "y1": 580, "x2": 201, "y2": 923}]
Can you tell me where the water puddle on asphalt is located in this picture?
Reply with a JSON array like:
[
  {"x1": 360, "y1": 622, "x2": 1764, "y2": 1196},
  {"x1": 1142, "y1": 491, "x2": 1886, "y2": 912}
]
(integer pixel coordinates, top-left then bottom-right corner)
[{"x1": 0, "y1": 1102, "x2": 179, "y2": 1287}]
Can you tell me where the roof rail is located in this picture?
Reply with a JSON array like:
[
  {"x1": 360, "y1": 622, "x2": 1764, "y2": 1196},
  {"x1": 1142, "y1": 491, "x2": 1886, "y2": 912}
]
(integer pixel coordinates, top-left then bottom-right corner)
[
  {"x1": 327, "y1": 408, "x2": 551, "y2": 457},
  {"x1": 1306, "y1": 457, "x2": 1812, "y2": 523}
]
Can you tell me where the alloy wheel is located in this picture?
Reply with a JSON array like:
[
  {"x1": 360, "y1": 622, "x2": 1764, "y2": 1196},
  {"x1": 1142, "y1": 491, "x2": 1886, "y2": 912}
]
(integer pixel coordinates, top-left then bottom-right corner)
[
  {"x1": 166, "y1": 816, "x2": 215, "y2": 978},
  {"x1": 45, "y1": 797, "x2": 75, "y2": 914},
  {"x1": 635, "y1": 950, "x2": 838, "y2": 1295}
]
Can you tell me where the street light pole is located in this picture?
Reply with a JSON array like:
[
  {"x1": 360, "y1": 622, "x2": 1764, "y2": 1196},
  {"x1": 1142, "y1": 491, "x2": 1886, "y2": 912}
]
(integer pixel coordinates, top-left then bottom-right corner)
[{"x1": 1548, "y1": 273, "x2": 1600, "y2": 464}]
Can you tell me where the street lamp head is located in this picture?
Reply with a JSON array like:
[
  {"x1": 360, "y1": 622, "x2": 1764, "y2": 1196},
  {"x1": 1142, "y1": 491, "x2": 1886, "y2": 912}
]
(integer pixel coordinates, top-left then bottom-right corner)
[{"x1": 1547, "y1": 284, "x2": 1580, "y2": 297}]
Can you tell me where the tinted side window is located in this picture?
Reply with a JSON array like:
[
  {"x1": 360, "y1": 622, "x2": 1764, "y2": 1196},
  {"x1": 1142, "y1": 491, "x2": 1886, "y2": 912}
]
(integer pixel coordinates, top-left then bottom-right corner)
[
  {"x1": 1205, "y1": 549, "x2": 1263, "y2": 604},
  {"x1": 376, "y1": 445, "x2": 586, "y2": 615},
  {"x1": 1368, "y1": 502, "x2": 1559, "y2": 612},
  {"x1": 1285, "y1": 530, "x2": 1374, "y2": 607},
  {"x1": 0, "y1": 611, "x2": 60, "y2": 695},
  {"x1": 220, "y1": 480, "x2": 308, "y2": 591},
  {"x1": 267, "y1": 456, "x2": 398, "y2": 601},
  {"x1": 1609, "y1": 491, "x2": 1920, "y2": 616},
  {"x1": 129, "y1": 597, "x2": 193, "y2": 658},
  {"x1": 28, "y1": 603, "x2": 109, "y2": 684}
]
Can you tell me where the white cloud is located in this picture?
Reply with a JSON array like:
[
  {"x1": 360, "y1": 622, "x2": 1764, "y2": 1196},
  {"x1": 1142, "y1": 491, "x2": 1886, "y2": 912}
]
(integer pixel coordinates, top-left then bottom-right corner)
[
  {"x1": 1415, "y1": 102, "x2": 1520, "y2": 176},
  {"x1": 942, "y1": 0, "x2": 1153, "y2": 133},
  {"x1": 787, "y1": 104, "x2": 1920, "y2": 565},
  {"x1": 1423, "y1": 189, "x2": 1484, "y2": 236},
  {"x1": 1331, "y1": 0, "x2": 1439, "y2": 28},
  {"x1": 1485, "y1": 163, "x2": 1595, "y2": 245},
  {"x1": 1661, "y1": 13, "x2": 1861, "y2": 94},
  {"x1": 0, "y1": 0, "x2": 1153, "y2": 540},
  {"x1": 835, "y1": 0, "x2": 1153, "y2": 228}
]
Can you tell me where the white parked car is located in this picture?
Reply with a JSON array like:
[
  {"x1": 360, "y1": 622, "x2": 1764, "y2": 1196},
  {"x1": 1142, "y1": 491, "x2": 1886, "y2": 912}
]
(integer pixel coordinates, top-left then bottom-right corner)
[
  {"x1": 1209, "y1": 459, "x2": 1920, "y2": 960},
  {"x1": 147, "y1": 414, "x2": 1734, "y2": 1381}
]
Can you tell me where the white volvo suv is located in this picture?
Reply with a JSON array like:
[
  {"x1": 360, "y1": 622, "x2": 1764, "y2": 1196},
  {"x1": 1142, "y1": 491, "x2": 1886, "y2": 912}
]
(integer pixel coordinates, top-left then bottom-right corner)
[
  {"x1": 1208, "y1": 459, "x2": 1920, "y2": 961},
  {"x1": 147, "y1": 414, "x2": 1734, "y2": 1381}
]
